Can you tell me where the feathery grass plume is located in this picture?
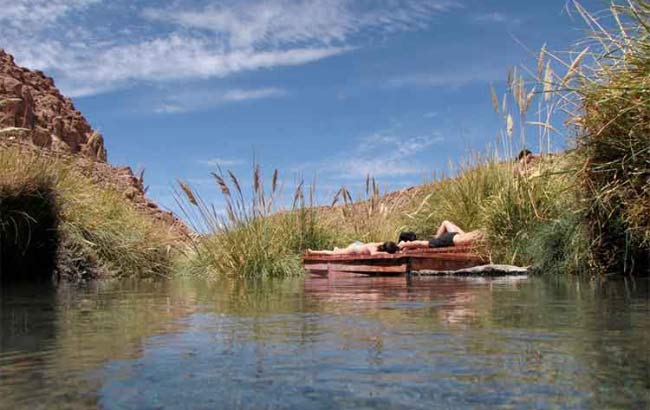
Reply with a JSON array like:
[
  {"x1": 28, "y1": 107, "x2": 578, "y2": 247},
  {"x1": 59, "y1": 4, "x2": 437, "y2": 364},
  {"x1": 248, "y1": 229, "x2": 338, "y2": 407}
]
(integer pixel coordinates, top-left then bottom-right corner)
[
  {"x1": 331, "y1": 187, "x2": 344, "y2": 206},
  {"x1": 178, "y1": 180, "x2": 198, "y2": 206},
  {"x1": 227, "y1": 169, "x2": 247, "y2": 219},
  {"x1": 507, "y1": 67, "x2": 514, "y2": 91},
  {"x1": 490, "y1": 84, "x2": 500, "y2": 114},
  {"x1": 253, "y1": 164, "x2": 261, "y2": 194},
  {"x1": 525, "y1": 87, "x2": 536, "y2": 113},
  {"x1": 271, "y1": 169, "x2": 279, "y2": 194},
  {"x1": 227, "y1": 170, "x2": 241, "y2": 197},
  {"x1": 537, "y1": 44, "x2": 547, "y2": 80},
  {"x1": 292, "y1": 180, "x2": 304, "y2": 209},
  {"x1": 543, "y1": 61, "x2": 554, "y2": 101},
  {"x1": 517, "y1": 76, "x2": 527, "y2": 113},
  {"x1": 562, "y1": 47, "x2": 589, "y2": 85},
  {"x1": 267, "y1": 169, "x2": 279, "y2": 213},
  {"x1": 507, "y1": 114, "x2": 514, "y2": 137},
  {"x1": 213, "y1": 172, "x2": 231, "y2": 197},
  {"x1": 344, "y1": 188, "x2": 353, "y2": 204}
]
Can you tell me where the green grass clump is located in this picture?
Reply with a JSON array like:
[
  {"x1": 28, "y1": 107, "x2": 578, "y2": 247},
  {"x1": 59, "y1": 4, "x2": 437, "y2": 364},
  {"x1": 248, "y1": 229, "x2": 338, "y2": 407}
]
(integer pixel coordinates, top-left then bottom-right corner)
[
  {"x1": 0, "y1": 146, "x2": 178, "y2": 280},
  {"x1": 402, "y1": 157, "x2": 510, "y2": 238},
  {"x1": 521, "y1": 210, "x2": 592, "y2": 275},
  {"x1": 177, "y1": 166, "x2": 335, "y2": 278},
  {"x1": 481, "y1": 155, "x2": 580, "y2": 266},
  {"x1": 570, "y1": 1, "x2": 650, "y2": 274},
  {"x1": 400, "y1": 153, "x2": 588, "y2": 271}
]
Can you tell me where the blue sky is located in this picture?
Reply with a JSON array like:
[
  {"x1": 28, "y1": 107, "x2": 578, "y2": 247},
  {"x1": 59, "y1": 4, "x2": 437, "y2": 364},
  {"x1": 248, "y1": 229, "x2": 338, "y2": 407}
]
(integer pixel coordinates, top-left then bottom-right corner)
[{"x1": 1, "y1": 0, "x2": 601, "y2": 212}]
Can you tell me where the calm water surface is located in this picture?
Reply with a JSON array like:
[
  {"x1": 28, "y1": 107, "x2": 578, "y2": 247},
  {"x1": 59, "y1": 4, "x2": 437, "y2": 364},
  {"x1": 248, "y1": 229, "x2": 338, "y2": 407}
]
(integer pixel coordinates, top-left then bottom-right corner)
[{"x1": 1, "y1": 274, "x2": 649, "y2": 409}]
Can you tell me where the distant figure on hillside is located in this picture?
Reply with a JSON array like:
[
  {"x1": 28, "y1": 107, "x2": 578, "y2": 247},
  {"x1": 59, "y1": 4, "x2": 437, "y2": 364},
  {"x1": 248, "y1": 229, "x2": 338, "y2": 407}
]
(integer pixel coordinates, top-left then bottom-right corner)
[
  {"x1": 398, "y1": 220, "x2": 483, "y2": 250},
  {"x1": 307, "y1": 241, "x2": 399, "y2": 256},
  {"x1": 514, "y1": 149, "x2": 539, "y2": 176}
]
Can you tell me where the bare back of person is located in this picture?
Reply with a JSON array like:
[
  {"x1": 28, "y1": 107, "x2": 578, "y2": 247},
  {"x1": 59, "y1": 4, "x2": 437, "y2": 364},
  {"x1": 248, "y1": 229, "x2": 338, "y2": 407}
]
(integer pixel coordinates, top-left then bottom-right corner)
[{"x1": 307, "y1": 241, "x2": 396, "y2": 256}]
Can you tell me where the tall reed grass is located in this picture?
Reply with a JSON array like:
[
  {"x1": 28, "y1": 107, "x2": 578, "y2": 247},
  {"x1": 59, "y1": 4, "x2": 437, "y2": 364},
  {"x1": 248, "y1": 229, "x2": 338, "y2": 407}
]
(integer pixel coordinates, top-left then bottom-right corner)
[{"x1": 176, "y1": 166, "x2": 334, "y2": 278}]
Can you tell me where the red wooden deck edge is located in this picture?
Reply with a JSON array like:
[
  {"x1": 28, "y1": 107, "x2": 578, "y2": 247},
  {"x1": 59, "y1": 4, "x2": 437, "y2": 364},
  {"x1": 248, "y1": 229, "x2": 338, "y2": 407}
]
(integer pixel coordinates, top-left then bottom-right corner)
[
  {"x1": 302, "y1": 246, "x2": 479, "y2": 262},
  {"x1": 302, "y1": 246, "x2": 488, "y2": 276}
]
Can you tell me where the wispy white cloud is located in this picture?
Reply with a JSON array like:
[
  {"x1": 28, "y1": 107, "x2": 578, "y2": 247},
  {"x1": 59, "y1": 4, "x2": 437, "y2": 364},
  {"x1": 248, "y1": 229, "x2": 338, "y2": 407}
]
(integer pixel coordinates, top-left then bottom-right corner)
[
  {"x1": 143, "y1": 0, "x2": 457, "y2": 49},
  {"x1": 154, "y1": 87, "x2": 287, "y2": 113},
  {"x1": 296, "y1": 130, "x2": 444, "y2": 180},
  {"x1": 222, "y1": 88, "x2": 287, "y2": 102},
  {"x1": 198, "y1": 158, "x2": 245, "y2": 168},
  {"x1": 470, "y1": 12, "x2": 522, "y2": 25},
  {"x1": 0, "y1": 0, "x2": 99, "y2": 27},
  {"x1": 26, "y1": 37, "x2": 343, "y2": 97},
  {"x1": 1, "y1": 0, "x2": 457, "y2": 97},
  {"x1": 387, "y1": 66, "x2": 503, "y2": 88},
  {"x1": 154, "y1": 103, "x2": 186, "y2": 114}
]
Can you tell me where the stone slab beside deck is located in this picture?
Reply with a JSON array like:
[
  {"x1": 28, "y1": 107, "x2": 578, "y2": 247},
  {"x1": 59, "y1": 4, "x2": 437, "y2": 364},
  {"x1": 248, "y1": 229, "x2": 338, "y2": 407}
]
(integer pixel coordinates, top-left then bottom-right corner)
[
  {"x1": 414, "y1": 264, "x2": 529, "y2": 277},
  {"x1": 303, "y1": 246, "x2": 490, "y2": 276}
]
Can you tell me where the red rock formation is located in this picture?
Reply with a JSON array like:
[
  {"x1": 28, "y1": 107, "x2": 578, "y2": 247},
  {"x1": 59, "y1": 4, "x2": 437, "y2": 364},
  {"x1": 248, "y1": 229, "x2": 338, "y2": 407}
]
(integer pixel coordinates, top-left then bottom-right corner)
[
  {"x1": 0, "y1": 49, "x2": 107, "y2": 161},
  {"x1": 0, "y1": 50, "x2": 188, "y2": 235}
]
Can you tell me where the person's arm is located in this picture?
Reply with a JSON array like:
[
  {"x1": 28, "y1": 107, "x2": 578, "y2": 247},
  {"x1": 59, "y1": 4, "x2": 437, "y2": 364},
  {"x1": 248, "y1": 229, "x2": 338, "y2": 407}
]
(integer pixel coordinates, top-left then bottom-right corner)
[{"x1": 398, "y1": 240, "x2": 429, "y2": 250}]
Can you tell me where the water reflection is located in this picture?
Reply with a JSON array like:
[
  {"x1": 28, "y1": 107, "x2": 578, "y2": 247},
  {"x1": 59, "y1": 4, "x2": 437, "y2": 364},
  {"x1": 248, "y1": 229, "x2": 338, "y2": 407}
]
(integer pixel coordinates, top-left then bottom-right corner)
[{"x1": 0, "y1": 275, "x2": 648, "y2": 409}]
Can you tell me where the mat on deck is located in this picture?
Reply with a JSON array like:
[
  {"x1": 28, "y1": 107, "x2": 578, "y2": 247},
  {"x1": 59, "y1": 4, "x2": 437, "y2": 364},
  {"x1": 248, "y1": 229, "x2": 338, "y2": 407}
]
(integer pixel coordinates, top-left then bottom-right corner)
[{"x1": 303, "y1": 246, "x2": 488, "y2": 276}]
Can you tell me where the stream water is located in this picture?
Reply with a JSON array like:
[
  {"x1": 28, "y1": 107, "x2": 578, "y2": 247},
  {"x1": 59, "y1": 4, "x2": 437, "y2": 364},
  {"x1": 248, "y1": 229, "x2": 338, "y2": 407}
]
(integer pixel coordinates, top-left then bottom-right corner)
[{"x1": 1, "y1": 274, "x2": 649, "y2": 409}]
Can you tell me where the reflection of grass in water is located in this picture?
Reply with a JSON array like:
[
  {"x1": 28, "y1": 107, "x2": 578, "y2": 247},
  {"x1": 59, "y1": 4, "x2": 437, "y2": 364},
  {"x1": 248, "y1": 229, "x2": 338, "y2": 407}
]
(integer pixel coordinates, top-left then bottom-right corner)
[{"x1": 0, "y1": 279, "x2": 202, "y2": 410}]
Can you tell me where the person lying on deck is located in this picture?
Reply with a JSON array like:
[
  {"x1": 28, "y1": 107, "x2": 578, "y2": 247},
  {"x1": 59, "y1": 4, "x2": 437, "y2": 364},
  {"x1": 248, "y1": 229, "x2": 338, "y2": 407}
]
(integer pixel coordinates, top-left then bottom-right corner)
[
  {"x1": 398, "y1": 220, "x2": 483, "y2": 250},
  {"x1": 307, "y1": 241, "x2": 399, "y2": 256}
]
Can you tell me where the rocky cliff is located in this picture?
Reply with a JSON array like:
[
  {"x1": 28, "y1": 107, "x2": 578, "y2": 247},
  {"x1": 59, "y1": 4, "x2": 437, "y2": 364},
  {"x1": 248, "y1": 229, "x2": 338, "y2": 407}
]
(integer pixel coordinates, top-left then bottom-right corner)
[
  {"x1": 0, "y1": 49, "x2": 187, "y2": 235},
  {"x1": 0, "y1": 49, "x2": 107, "y2": 161}
]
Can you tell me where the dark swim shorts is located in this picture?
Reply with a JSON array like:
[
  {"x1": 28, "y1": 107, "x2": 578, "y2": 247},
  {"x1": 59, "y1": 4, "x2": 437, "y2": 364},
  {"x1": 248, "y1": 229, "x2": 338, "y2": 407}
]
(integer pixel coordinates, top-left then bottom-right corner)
[{"x1": 428, "y1": 232, "x2": 458, "y2": 248}]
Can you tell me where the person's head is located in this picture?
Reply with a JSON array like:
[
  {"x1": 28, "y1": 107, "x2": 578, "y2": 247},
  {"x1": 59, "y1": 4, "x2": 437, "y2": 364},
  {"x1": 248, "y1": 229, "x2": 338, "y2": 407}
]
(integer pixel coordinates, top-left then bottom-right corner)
[
  {"x1": 378, "y1": 241, "x2": 399, "y2": 254},
  {"x1": 516, "y1": 149, "x2": 533, "y2": 161},
  {"x1": 398, "y1": 231, "x2": 417, "y2": 243}
]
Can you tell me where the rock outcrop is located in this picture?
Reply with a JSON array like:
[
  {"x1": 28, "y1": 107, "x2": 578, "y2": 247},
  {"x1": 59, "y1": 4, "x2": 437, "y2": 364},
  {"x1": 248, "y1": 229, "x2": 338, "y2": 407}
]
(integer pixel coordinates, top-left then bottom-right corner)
[
  {"x1": 0, "y1": 50, "x2": 188, "y2": 235},
  {"x1": 0, "y1": 49, "x2": 107, "y2": 161}
]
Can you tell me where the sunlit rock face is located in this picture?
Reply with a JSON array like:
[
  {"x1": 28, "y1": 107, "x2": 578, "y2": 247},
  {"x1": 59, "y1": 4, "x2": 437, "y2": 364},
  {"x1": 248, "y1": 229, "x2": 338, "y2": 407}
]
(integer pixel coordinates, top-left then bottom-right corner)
[{"x1": 0, "y1": 49, "x2": 107, "y2": 162}]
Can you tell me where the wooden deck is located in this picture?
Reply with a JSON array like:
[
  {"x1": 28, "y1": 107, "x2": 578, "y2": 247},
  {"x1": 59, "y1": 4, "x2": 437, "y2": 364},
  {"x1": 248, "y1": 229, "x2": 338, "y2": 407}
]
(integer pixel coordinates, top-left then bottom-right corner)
[{"x1": 303, "y1": 246, "x2": 488, "y2": 276}]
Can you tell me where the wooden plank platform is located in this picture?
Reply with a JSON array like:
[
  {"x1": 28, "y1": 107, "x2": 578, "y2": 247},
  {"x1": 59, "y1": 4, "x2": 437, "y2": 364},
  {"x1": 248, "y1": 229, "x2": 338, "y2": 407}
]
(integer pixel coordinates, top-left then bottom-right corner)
[{"x1": 303, "y1": 246, "x2": 488, "y2": 276}]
